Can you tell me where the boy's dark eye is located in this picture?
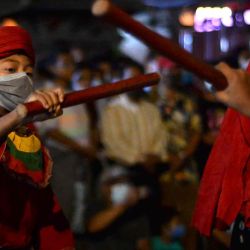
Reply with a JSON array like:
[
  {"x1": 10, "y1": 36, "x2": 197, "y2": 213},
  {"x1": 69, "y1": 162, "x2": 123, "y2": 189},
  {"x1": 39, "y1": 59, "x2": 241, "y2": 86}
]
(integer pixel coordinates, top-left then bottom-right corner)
[{"x1": 5, "y1": 68, "x2": 16, "y2": 73}]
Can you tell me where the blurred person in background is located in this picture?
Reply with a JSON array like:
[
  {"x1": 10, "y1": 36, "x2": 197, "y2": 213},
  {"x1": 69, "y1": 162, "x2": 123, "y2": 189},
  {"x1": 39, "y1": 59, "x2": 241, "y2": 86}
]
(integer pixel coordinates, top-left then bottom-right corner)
[
  {"x1": 71, "y1": 62, "x2": 93, "y2": 91},
  {"x1": 150, "y1": 206, "x2": 186, "y2": 250},
  {"x1": 36, "y1": 49, "x2": 97, "y2": 234},
  {"x1": 237, "y1": 47, "x2": 250, "y2": 70},
  {"x1": 70, "y1": 46, "x2": 86, "y2": 65},
  {"x1": 194, "y1": 82, "x2": 226, "y2": 179},
  {"x1": 145, "y1": 53, "x2": 177, "y2": 104},
  {"x1": 71, "y1": 62, "x2": 104, "y2": 200},
  {"x1": 158, "y1": 67, "x2": 202, "y2": 250},
  {"x1": 96, "y1": 56, "x2": 116, "y2": 83},
  {"x1": 159, "y1": 68, "x2": 202, "y2": 181},
  {"x1": 100, "y1": 61, "x2": 168, "y2": 236},
  {"x1": 84, "y1": 166, "x2": 151, "y2": 250},
  {"x1": 100, "y1": 61, "x2": 167, "y2": 170}
]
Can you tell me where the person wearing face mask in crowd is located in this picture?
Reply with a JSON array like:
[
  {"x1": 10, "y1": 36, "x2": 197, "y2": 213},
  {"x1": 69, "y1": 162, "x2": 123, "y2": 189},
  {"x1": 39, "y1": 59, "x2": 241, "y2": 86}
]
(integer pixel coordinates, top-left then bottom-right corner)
[
  {"x1": 84, "y1": 166, "x2": 151, "y2": 250},
  {"x1": 151, "y1": 207, "x2": 186, "y2": 250},
  {"x1": 0, "y1": 26, "x2": 75, "y2": 249},
  {"x1": 100, "y1": 61, "x2": 168, "y2": 236},
  {"x1": 237, "y1": 48, "x2": 250, "y2": 70}
]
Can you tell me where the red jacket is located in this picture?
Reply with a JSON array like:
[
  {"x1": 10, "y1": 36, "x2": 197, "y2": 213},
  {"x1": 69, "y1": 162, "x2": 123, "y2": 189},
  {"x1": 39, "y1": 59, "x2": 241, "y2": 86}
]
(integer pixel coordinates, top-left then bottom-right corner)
[
  {"x1": 192, "y1": 108, "x2": 250, "y2": 236},
  {"x1": 192, "y1": 65, "x2": 250, "y2": 236}
]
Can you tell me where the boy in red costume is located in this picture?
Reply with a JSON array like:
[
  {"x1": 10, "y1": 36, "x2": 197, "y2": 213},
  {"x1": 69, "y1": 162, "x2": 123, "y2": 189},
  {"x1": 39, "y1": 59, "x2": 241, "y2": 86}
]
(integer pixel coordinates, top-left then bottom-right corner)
[
  {"x1": 192, "y1": 62, "x2": 250, "y2": 250},
  {"x1": 0, "y1": 26, "x2": 75, "y2": 249}
]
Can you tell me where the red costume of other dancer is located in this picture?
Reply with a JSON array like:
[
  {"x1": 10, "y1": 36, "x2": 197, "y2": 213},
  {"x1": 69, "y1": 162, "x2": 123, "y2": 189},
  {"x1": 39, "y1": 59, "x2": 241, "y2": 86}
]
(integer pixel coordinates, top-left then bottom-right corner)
[{"x1": 192, "y1": 64, "x2": 250, "y2": 237}]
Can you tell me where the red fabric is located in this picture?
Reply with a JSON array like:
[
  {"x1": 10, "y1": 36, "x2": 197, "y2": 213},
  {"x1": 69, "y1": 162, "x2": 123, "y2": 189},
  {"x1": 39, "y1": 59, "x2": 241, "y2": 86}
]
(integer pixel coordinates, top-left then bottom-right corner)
[
  {"x1": 0, "y1": 26, "x2": 35, "y2": 65},
  {"x1": 37, "y1": 194, "x2": 75, "y2": 250},
  {"x1": 240, "y1": 160, "x2": 250, "y2": 227},
  {"x1": 0, "y1": 167, "x2": 75, "y2": 249},
  {"x1": 0, "y1": 199, "x2": 35, "y2": 247},
  {"x1": 39, "y1": 225, "x2": 75, "y2": 250},
  {"x1": 192, "y1": 65, "x2": 250, "y2": 236},
  {"x1": 0, "y1": 144, "x2": 52, "y2": 188}
]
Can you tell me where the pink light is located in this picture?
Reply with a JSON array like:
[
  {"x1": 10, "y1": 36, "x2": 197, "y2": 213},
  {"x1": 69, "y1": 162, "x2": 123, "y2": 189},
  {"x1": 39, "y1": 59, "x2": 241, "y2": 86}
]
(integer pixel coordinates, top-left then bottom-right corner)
[
  {"x1": 235, "y1": 12, "x2": 244, "y2": 26},
  {"x1": 222, "y1": 7, "x2": 232, "y2": 17},
  {"x1": 211, "y1": 18, "x2": 221, "y2": 28},
  {"x1": 235, "y1": 13, "x2": 243, "y2": 22},
  {"x1": 194, "y1": 6, "x2": 232, "y2": 31},
  {"x1": 194, "y1": 23, "x2": 204, "y2": 32},
  {"x1": 203, "y1": 21, "x2": 214, "y2": 32},
  {"x1": 194, "y1": 14, "x2": 205, "y2": 23},
  {"x1": 221, "y1": 16, "x2": 234, "y2": 27},
  {"x1": 244, "y1": 9, "x2": 250, "y2": 25}
]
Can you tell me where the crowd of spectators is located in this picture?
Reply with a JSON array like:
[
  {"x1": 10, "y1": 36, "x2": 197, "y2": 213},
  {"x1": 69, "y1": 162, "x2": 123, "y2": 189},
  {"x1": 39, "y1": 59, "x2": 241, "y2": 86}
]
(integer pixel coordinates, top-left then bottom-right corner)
[{"x1": 32, "y1": 45, "x2": 247, "y2": 250}]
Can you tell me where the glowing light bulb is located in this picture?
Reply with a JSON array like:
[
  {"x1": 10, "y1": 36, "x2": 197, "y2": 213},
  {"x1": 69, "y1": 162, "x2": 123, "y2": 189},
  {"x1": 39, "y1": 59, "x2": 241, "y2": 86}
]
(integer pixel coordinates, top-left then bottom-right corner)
[
  {"x1": 244, "y1": 9, "x2": 250, "y2": 25},
  {"x1": 1, "y1": 18, "x2": 19, "y2": 26}
]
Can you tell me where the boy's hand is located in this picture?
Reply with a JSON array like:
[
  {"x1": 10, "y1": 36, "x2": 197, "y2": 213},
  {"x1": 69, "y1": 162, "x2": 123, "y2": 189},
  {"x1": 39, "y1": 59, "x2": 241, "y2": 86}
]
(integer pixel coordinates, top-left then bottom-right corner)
[
  {"x1": 14, "y1": 88, "x2": 65, "y2": 124},
  {"x1": 26, "y1": 87, "x2": 64, "y2": 117}
]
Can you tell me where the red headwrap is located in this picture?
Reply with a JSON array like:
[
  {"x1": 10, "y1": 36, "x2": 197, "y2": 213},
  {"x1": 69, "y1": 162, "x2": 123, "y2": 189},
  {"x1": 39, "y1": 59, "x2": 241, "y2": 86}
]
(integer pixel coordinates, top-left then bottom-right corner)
[{"x1": 0, "y1": 26, "x2": 35, "y2": 65}]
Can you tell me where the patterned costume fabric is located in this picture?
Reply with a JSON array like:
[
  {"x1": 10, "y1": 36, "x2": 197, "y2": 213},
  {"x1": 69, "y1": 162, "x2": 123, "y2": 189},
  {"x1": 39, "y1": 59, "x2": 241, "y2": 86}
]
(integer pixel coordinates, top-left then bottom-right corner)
[{"x1": 0, "y1": 125, "x2": 74, "y2": 249}]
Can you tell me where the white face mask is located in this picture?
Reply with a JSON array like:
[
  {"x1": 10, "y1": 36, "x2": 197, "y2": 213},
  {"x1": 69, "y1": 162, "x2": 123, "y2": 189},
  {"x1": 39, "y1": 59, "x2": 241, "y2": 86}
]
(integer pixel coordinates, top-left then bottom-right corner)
[
  {"x1": 111, "y1": 183, "x2": 131, "y2": 205},
  {"x1": 0, "y1": 72, "x2": 33, "y2": 111},
  {"x1": 238, "y1": 57, "x2": 250, "y2": 69}
]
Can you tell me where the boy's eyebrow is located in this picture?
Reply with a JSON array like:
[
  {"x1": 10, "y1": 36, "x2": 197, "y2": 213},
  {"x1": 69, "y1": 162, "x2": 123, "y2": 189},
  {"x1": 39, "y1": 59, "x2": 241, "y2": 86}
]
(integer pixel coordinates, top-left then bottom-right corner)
[
  {"x1": 0, "y1": 58, "x2": 33, "y2": 68},
  {"x1": 0, "y1": 58, "x2": 19, "y2": 63}
]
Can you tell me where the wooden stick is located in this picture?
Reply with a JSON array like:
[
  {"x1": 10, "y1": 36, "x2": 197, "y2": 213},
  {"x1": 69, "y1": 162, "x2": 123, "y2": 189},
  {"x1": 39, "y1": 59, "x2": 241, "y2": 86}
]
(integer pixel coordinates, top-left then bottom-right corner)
[
  {"x1": 25, "y1": 72, "x2": 160, "y2": 116},
  {"x1": 92, "y1": 0, "x2": 228, "y2": 90}
]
